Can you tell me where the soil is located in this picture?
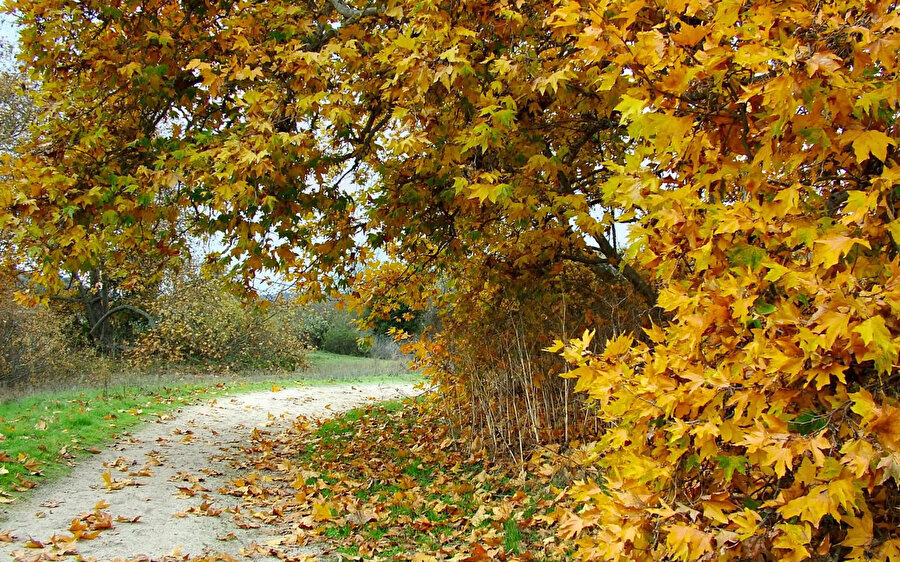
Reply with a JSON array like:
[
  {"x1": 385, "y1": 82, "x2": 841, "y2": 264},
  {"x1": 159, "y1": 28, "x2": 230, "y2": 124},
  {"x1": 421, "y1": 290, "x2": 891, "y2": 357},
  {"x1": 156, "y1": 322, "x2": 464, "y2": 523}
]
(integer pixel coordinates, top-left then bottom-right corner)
[{"x1": 0, "y1": 382, "x2": 419, "y2": 561}]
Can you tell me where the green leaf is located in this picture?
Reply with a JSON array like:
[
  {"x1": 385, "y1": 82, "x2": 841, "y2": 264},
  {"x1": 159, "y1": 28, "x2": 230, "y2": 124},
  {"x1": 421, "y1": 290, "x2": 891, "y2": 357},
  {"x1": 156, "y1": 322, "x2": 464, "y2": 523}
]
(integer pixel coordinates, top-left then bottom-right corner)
[
  {"x1": 684, "y1": 454, "x2": 700, "y2": 472},
  {"x1": 727, "y1": 244, "x2": 767, "y2": 270},
  {"x1": 788, "y1": 411, "x2": 827, "y2": 436},
  {"x1": 715, "y1": 456, "x2": 748, "y2": 481},
  {"x1": 494, "y1": 109, "x2": 516, "y2": 127}
]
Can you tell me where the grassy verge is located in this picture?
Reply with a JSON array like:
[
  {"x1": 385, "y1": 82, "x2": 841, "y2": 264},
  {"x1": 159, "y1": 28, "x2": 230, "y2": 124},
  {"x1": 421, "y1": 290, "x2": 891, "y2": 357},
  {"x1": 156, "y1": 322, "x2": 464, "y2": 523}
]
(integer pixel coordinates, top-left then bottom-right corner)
[
  {"x1": 0, "y1": 352, "x2": 422, "y2": 500},
  {"x1": 226, "y1": 397, "x2": 581, "y2": 560},
  {"x1": 303, "y1": 350, "x2": 414, "y2": 381},
  {"x1": 0, "y1": 382, "x2": 232, "y2": 500}
]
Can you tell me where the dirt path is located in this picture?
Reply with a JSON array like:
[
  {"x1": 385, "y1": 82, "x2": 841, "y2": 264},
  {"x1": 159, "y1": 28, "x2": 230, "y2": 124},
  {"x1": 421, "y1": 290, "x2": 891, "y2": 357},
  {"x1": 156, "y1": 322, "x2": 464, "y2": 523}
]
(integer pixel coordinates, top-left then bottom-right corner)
[{"x1": 0, "y1": 382, "x2": 419, "y2": 561}]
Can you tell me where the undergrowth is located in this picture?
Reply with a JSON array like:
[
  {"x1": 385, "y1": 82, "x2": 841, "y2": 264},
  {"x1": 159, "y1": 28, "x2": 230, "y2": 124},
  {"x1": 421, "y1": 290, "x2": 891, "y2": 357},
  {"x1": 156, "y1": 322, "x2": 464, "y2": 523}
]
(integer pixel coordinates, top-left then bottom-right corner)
[{"x1": 230, "y1": 396, "x2": 588, "y2": 560}]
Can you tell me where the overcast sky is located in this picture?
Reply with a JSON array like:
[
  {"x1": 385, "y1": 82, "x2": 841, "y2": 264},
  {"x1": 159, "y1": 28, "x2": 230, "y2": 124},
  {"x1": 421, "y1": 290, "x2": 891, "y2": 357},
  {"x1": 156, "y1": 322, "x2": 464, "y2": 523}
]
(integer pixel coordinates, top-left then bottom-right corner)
[{"x1": 0, "y1": 15, "x2": 18, "y2": 47}]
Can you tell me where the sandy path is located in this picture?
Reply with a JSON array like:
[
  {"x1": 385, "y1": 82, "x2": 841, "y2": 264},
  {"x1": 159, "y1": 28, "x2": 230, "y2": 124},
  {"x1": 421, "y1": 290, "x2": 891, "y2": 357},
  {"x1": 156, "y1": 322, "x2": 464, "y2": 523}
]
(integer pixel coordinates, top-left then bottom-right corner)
[{"x1": 0, "y1": 382, "x2": 419, "y2": 561}]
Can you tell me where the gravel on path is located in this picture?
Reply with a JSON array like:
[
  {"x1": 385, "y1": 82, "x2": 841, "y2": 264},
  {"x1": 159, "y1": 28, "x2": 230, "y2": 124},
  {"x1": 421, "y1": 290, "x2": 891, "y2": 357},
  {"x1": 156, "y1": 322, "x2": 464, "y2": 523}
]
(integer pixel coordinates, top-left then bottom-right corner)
[{"x1": 0, "y1": 382, "x2": 419, "y2": 561}]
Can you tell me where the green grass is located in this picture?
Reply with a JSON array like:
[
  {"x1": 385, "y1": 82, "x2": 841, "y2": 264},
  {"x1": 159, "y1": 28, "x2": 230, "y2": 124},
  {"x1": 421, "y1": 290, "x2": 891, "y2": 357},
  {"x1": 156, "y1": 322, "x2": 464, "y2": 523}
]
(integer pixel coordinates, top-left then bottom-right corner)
[
  {"x1": 0, "y1": 383, "x2": 235, "y2": 497},
  {"x1": 0, "y1": 352, "x2": 423, "y2": 500},
  {"x1": 303, "y1": 351, "x2": 416, "y2": 382},
  {"x1": 504, "y1": 517, "x2": 523, "y2": 554}
]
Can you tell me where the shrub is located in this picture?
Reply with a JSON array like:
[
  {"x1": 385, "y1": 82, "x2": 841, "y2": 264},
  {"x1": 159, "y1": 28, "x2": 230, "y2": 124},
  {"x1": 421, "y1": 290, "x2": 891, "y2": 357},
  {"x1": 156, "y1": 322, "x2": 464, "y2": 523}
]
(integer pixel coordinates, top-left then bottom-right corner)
[
  {"x1": 130, "y1": 277, "x2": 308, "y2": 370},
  {"x1": 368, "y1": 334, "x2": 405, "y2": 360},
  {"x1": 322, "y1": 325, "x2": 365, "y2": 356},
  {"x1": 0, "y1": 293, "x2": 84, "y2": 388}
]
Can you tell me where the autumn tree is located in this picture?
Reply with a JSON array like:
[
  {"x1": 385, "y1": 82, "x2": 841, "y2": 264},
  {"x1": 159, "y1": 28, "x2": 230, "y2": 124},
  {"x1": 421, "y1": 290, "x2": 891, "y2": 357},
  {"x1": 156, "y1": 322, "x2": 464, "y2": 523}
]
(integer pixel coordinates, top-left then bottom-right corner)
[
  {"x1": 0, "y1": 41, "x2": 35, "y2": 153},
  {"x1": 2, "y1": 0, "x2": 899, "y2": 559},
  {"x1": 542, "y1": 1, "x2": 900, "y2": 560}
]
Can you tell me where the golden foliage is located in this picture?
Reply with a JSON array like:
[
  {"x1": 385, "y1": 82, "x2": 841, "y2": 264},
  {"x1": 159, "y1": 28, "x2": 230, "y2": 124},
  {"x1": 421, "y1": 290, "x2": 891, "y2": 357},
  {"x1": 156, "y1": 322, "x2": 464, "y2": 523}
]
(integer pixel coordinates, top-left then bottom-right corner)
[
  {"x1": 1, "y1": 0, "x2": 899, "y2": 558},
  {"x1": 0, "y1": 292, "x2": 85, "y2": 387},
  {"x1": 130, "y1": 277, "x2": 308, "y2": 370}
]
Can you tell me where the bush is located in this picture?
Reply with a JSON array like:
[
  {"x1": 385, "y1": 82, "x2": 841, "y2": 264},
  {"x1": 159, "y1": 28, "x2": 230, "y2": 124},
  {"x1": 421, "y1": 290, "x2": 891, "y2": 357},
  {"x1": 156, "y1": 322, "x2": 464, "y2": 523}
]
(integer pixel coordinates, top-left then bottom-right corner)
[
  {"x1": 130, "y1": 277, "x2": 308, "y2": 370},
  {"x1": 368, "y1": 334, "x2": 405, "y2": 360},
  {"x1": 322, "y1": 325, "x2": 365, "y2": 356},
  {"x1": 0, "y1": 293, "x2": 85, "y2": 387}
]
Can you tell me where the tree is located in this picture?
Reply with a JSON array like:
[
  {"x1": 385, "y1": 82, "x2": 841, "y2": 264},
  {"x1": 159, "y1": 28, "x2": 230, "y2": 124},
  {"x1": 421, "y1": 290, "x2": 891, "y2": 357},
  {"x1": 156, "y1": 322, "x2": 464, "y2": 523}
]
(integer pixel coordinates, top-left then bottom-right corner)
[
  {"x1": 541, "y1": 2, "x2": 900, "y2": 560},
  {"x1": 1, "y1": 0, "x2": 648, "y2": 304},
  {"x1": 2, "y1": 0, "x2": 899, "y2": 559},
  {"x1": 0, "y1": 41, "x2": 36, "y2": 153}
]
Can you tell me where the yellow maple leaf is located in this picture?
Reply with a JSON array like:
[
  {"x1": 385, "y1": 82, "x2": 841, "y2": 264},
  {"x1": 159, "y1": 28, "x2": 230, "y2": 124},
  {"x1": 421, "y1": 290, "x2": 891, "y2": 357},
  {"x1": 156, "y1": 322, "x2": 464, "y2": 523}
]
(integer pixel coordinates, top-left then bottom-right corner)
[
  {"x1": 665, "y1": 524, "x2": 713, "y2": 561},
  {"x1": 813, "y1": 235, "x2": 870, "y2": 269},
  {"x1": 557, "y1": 509, "x2": 587, "y2": 539},
  {"x1": 779, "y1": 490, "x2": 831, "y2": 527},
  {"x1": 773, "y1": 523, "x2": 812, "y2": 562},
  {"x1": 851, "y1": 130, "x2": 895, "y2": 163},
  {"x1": 311, "y1": 499, "x2": 334, "y2": 522}
]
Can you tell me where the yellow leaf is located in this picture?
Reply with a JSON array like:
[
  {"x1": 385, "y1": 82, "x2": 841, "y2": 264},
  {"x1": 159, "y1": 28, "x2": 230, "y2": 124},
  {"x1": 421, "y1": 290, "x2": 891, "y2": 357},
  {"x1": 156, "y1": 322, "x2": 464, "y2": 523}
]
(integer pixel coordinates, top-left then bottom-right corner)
[
  {"x1": 851, "y1": 130, "x2": 894, "y2": 163},
  {"x1": 764, "y1": 444, "x2": 795, "y2": 478},
  {"x1": 806, "y1": 52, "x2": 842, "y2": 76},
  {"x1": 665, "y1": 524, "x2": 713, "y2": 561},
  {"x1": 311, "y1": 499, "x2": 334, "y2": 522},
  {"x1": 779, "y1": 490, "x2": 831, "y2": 527},
  {"x1": 853, "y1": 316, "x2": 892, "y2": 349},
  {"x1": 828, "y1": 478, "x2": 859, "y2": 514},
  {"x1": 813, "y1": 235, "x2": 870, "y2": 269},
  {"x1": 557, "y1": 509, "x2": 587, "y2": 539},
  {"x1": 773, "y1": 523, "x2": 812, "y2": 562}
]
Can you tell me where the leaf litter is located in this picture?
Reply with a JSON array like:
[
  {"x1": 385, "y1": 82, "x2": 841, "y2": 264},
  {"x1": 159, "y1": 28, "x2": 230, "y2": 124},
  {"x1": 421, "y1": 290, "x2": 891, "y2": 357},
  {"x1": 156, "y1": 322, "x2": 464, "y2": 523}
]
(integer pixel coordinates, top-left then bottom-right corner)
[{"x1": 0, "y1": 383, "x2": 418, "y2": 561}]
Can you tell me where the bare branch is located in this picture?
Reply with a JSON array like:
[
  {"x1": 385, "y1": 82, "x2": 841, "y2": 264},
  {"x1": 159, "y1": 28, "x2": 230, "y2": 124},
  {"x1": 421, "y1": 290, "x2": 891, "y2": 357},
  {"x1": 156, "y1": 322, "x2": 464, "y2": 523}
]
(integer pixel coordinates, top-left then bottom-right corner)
[
  {"x1": 88, "y1": 305, "x2": 156, "y2": 336},
  {"x1": 328, "y1": 0, "x2": 380, "y2": 19}
]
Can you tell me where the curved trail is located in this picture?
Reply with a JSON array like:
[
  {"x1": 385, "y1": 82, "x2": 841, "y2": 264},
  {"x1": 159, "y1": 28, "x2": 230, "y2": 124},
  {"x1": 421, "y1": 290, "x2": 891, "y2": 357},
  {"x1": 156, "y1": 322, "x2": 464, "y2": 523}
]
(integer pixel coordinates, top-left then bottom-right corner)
[{"x1": 0, "y1": 382, "x2": 418, "y2": 561}]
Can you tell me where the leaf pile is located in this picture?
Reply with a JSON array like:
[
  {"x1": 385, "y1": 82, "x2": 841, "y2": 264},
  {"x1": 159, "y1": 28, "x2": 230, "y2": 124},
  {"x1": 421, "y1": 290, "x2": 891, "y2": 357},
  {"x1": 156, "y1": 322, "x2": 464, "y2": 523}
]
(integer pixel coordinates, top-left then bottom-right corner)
[{"x1": 222, "y1": 397, "x2": 588, "y2": 560}]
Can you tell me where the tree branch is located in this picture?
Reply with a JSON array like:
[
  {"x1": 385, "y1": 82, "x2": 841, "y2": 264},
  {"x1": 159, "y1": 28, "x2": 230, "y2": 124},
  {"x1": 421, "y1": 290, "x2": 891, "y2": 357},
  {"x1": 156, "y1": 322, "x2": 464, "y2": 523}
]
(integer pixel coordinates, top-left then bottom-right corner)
[
  {"x1": 328, "y1": 0, "x2": 380, "y2": 19},
  {"x1": 88, "y1": 305, "x2": 156, "y2": 337},
  {"x1": 589, "y1": 233, "x2": 657, "y2": 308},
  {"x1": 556, "y1": 170, "x2": 658, "y2": 308}
]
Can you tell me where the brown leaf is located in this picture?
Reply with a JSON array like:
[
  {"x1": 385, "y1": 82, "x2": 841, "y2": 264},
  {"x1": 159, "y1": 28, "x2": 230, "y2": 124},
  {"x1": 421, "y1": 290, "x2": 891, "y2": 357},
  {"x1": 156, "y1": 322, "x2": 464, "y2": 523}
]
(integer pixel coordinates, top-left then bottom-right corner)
[{"x1": 24, "y1": 538, "x2": 44, "y2": 549}]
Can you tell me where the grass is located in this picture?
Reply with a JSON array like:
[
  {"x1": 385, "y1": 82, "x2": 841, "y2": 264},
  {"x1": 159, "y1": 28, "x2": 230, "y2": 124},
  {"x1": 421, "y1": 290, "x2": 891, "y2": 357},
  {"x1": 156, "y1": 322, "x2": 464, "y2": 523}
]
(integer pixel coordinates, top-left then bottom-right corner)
[
  {"x1": 0, "y1": 383, "x2": 232, "y2": 498},
  {"x1": 0, "y1": 351, "x2": 423, "y2": 499},
  {"x1": 303, "y1": 351, "x2": 414, "y2": 381},
  {"x1": 260, "y1": 399, "x2": 572, "y2": 559}
]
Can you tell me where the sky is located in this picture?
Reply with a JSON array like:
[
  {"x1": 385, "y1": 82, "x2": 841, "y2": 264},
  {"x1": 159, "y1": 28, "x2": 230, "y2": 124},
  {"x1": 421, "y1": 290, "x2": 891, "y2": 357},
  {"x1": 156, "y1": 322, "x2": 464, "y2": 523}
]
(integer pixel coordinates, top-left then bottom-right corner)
[{"x1": 0, "y1": 15, "x2": 18, "y2": 47}]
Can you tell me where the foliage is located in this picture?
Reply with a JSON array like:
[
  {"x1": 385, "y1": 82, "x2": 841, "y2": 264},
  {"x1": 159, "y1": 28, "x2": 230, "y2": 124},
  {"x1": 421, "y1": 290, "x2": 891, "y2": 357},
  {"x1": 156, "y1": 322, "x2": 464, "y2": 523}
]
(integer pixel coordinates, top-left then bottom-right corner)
[
  {"x1": 370, "y1": 302, "x2": 424, "y2": 337},
  {"x1": 401, "y1": 262, "x2": 647, "y2": 460},
  {"x1": 2, "y1": 0, "x2": 899, "y2": 559},
  {"x1": 130, "y1": 277, "x2": 308, "y2": 370},
  {"x1": 0, "y1": 40, "x2": 36, "y2": 153},
  {"x1": 291, "y1": 299, "x2": 365, "y2": 352},
  {"x1": 538, "y1": 2, "x2": 900, "y2": 560},
  {"x1": 0, "y1": 291, "x2": 85, "y2": 388},
  {"x1": 321, "y1": 325, "x2": 366, "y2": 357}
]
